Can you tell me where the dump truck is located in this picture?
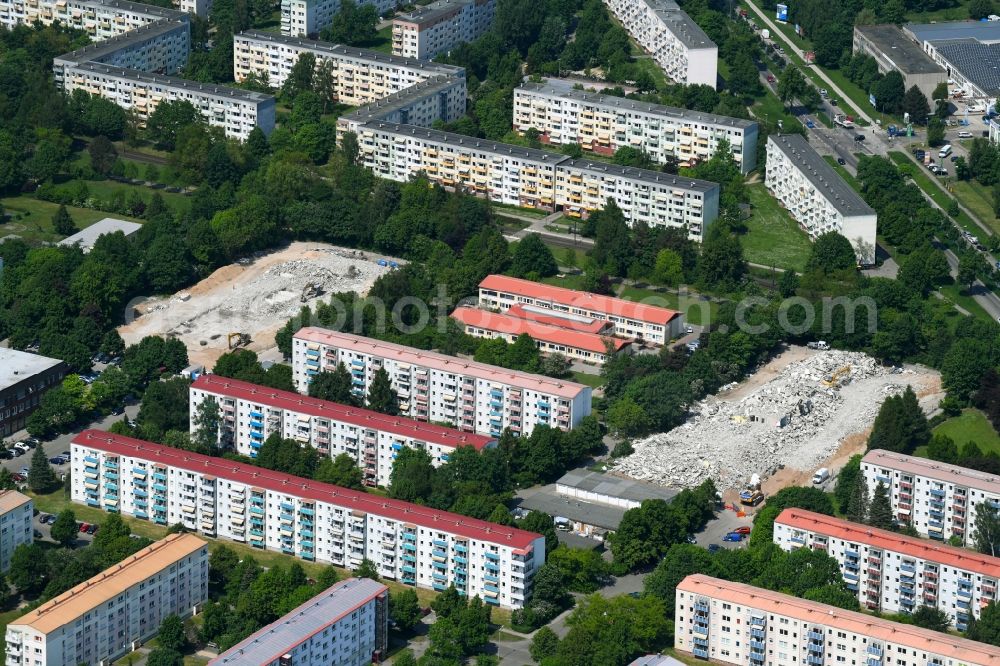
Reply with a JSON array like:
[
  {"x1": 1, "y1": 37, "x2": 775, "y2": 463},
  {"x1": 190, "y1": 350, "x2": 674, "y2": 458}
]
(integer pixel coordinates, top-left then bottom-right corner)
[{"x1": 740, "y1": 474, "x2": 765, "y2": 506}]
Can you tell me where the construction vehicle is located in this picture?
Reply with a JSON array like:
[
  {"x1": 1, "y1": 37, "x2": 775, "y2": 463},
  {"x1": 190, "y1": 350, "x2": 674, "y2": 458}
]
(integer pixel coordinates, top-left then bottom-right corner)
[
  {"x1": 822, "y1": 365, "x2": 851, "y2": 388},
  {"x1": 833, "y1": 114, "x2": 854, "y2": 129},
  {"x1": 740, "y1": 474, "x2": 765, "y2": 506},
  {"x1": 227, "y1": 332, "x2": 251, "y2": 349},
  {"x1": 301, "y1": 282, "x2": 320, "y2": 302}
]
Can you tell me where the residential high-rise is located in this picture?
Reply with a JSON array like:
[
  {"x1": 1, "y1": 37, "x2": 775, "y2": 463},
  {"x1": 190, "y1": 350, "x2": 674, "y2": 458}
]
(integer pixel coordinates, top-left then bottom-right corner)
[
  {"x1": 71, "y1": 430, "x2": 545, "y2": 609},
  {"x1": 0, "y1": 491, "x2": 32, "y2": 572},
  {"x1": 4, "y1": 534, "x2": 208, "y2": 666},
  {"x1": 280, "y1": 0, "x2": 394, "y2": 38},
  {"x1": 391, "y1": 0, "x2": 496, "y2": 60},
  {"x1": 291, "y1": 327, "x2": 593, "y2": 437}
]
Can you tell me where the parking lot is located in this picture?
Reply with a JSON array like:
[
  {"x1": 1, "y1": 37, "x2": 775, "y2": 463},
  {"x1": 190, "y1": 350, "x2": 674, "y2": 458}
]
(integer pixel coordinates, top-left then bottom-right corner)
[
  {"x1": 33, "y1": 511, "x2": 99, "y2": 547},
  {"x1": 694, "y1": 504, "x2": 756, "y2": 551}
]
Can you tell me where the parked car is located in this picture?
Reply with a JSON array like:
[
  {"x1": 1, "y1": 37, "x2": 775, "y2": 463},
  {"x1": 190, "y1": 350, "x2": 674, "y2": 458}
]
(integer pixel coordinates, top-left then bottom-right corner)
[
  {"x1": 18, "y1": 467, "x2": 28, "y2": 477},
  {"x1": 60, "y1": 451, "x2": 71, "y2": 460},
  {"x1": 33, "y1": 530, "x2": 42, "y2": 539},
  {"x1": 11, "y1": 474, "x2": 24, "y2": 483},
  {"x1": 723, "y1": 532, "x2": 743, "y2": 542},
  {"x1": 686, "y1": 326, "x2": 694, "y2": 334},
  {"x1": 830, "y1": 99, "x2": 838, "y2": 106},
  {"x1": 79, "y1": 523, "x2": 90, "y2": 533},
  {"x1": 734, "y1": 526, "x2": 752, "y2": 535},
  {"x1": 43, "y1": 515, "x2": 56, "y2": 525},
  {"x1": 708, "y1": 544, "x2": 722, "y2": 553},
  {"x1": 686, "y1": 534, "x2": 697, "y2": 544},
  {"x1": 0, "y1": 450, "x2": 14, "y2": 460},
  {"x1": 48, "y1": 457, "x2": 64, "y2": 465},
  {"x1": 766, "y1": 74, "x2": 775, "y2": 83},
  {"x1": 86, "y1": 524, "x2": 98, "y2": 534}
]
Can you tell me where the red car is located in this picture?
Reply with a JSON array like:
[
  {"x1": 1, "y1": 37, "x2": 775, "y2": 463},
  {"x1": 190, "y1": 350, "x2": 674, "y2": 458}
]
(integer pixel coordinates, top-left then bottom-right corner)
[
  {"x1": 766, "y1": 74, "x2": 775, "y2": 83},
  {"x1": 79, "y1": 522, "x2": 90, "y2": 533},
  {"x1": 735, "y1": 526, "x2": 752, "y2": 535}
]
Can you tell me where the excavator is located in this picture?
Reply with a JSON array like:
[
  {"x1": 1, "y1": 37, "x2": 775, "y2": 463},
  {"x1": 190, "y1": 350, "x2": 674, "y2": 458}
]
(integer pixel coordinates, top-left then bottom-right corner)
[
  {"x1": 822, "y1": 365, "x2": 851, "y2": 388},
  {"x1": 740, "y1": 474, "x2": 765, "y2": 507},
  {"x1": 227, "y1": 332, "x2": 251, "y2": 349}
]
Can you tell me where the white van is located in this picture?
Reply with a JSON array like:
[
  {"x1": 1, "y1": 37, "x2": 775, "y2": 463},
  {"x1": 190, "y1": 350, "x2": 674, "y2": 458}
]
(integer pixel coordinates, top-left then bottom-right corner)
[
  {"x1": 958, "y1": 130, "x2": 973, "y2": 139},
  {"x1": 811, "y1": 468, "x2": 830, "y2": 484},
  {"x1": 939, "y1": 144, "x2": 952, "y2": 158}
]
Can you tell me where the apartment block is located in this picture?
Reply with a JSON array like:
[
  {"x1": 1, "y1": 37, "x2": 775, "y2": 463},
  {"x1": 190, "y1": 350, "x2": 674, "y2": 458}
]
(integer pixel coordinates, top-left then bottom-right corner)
[
  {"x1": 175, "y1": 0, "x2": 209, "y2": 15},
  {"x1": 392, "y1": 0, "x2": 496, "y2": 60},
  {"x1": 280, "y1": 0, "x2": 394, "y2": 38},
  {"x1": 0, "y1": 0, "x2": 185, "y2": 39},
  {"x1": 53, "y1": 20, "x2": 191, "y2": 82},
  {"x1": 513, "y1": 81, "x2": 758, "y2": 174},
  {"x1": 189, "y1": 373, "x2": 495, "y2": 487},
  {"x1": 765, "y1": 134, "x2": 877, "y2": 265},
  {"x1": 862, "y1": 449, "x2": 1000, "y2": 546},
  {"x1": 0, "y1": 349, "x2": 66, "y2": 438},
  {"x1": 337, "y1": 74, "x2": 469, "y2": 130},
  {"x1": 773, "y1": 508, "x2": 1000, "y2": 630},
  {"x1": 674, "y1": 574, "x2": 1000, "y2": 666},
  {"x1": 4, "y1": 534, "x2": 207, "y2": 666},
  {"x1": 450, "y1": 306, "x2": 632, "y2": 364},
  {"x1": 603, "y1": 0, "x2": 718, "y2": 88},
  {"x1": 292, "y1": 327, "x2": 593, "y2": 438},
  {"x1": 478, "y1": 274, "x2": 684, "y2": 344},
  {"x1": 70, "y1": 430, "x2": 546, "y2": 609},
  {"x1": 351, "y1": 121, "x2": 720, "y2": 235},
  {"x1": 210, "y1": 577, "x2": 388, "y2": 666},
  {"x1": 0, "y1": 492, "x2": 32, "y2": 573}
]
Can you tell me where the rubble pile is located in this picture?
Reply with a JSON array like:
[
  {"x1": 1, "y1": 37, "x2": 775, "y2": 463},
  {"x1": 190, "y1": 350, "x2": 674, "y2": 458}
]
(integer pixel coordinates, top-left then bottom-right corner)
[{"x1": 611, "y1": 350, "x2": 926, "y2": 492}]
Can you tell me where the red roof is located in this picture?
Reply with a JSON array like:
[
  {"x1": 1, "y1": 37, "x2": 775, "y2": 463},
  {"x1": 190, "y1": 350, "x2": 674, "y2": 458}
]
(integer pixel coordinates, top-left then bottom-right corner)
[
  {"x1": 776, "y1": 508, "x2": 1000, "y2": 577},
  {"x1": 72, "y1": 430, "x2": 543, "y2": 550},
  {"x1": 479, "y1": 274, "x2": 680, "y2": 326},
  {"x1": 507, "y1": 304, "x2": 610, "y2": 334},
  {"x1": 451, "y1": 307, "x2": 630, "y2": 355},
  {"x1": 192, "y1": 374, "x2": 493, "y2": 451}
]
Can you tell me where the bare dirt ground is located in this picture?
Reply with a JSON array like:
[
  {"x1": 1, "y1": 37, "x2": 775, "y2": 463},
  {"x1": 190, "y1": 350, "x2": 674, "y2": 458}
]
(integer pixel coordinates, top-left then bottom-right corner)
[{"x1": 118, "y1": 242, "x2": 403, "y2": 368}]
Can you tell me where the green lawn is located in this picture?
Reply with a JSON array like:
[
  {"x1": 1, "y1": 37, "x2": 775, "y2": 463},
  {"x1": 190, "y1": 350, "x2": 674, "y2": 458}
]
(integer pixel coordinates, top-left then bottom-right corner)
[
  {"x1": 357, "y1": 25, "x2": 394, "y2": 54},
  {"x1": 929, "y1": 408, "x2": 1000, "y2": 453},
  {"x1": 1, "y1": 196, "x2": 141, "y2": 244},
  {"x1": 750, "y1": 92, "x2": 804, "y2": 134},
  {"x1": 491, "y1": 202, "x2": 550, "y2": 219},
  {"x1": 633, "y1": 55, "x2": 669, "y2": 90},
  {"x1": 571, "y1": 371, "x2": 605, "y2": 388},
  {"x1": 937, "y1": 283, "x2": 997, "y2": 324},
  {"x1": 950, "y1": 179, "x2": 1000, "y2": 236},
  {"x1": 906, "y1": 0, "x2": 972, "y2": 22},
  {"x1": 617, "y1": 285, "x2": 718, "y2": 326},
  {"x1": 79, "y1": 178, "x2": 191, "y2": 213},
  {"x1": 741, "y1": 183, "x2": 813, "y2": 271}
]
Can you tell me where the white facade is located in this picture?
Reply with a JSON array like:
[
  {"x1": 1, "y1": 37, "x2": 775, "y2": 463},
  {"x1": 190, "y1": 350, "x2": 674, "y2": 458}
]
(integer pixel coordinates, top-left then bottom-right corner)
[
  {"x1": 392, "y1": 0, "x2": 496, "y2": 60},
  {"x1": 513, "y1": 82, "x2": 758, "y2": 174},
  {"x1": 292, "y1": 327, "x2": 593, "y2": 438},
  {"x1": 5, "y1": 534, "x2": 207, "y2": 666},
  {"x1": 862, "y1": 449, "x2": 1000, "y2": 547},
  {"x1": 765, "y1": 134, "x2": 878, "y2": 265},
  {"x1": 675, "y1": 574, "x2": 1000, "y2": 666},
  {"x1": 53, "y1": 20, "x2": 191, "y2": 80},
  {"x1": 0, "y1": 0, "x2": 185, "y2": 38},
  {"x1": 0, "y1": 492, "x2": 32, "y2": 573},
  {"x1": 211, "y1": 578, "x2": 388, "y2": 666},
  {"x1": 189, "y1": 373, "x2": 495, "y2": 487},
  {"x1": 175, "y1": 0, "x2": 209, "y2": 16},
  {"x1": 70, "y1": 430, "x2": 546, "y2": 609},
  {"x1": 773, "y1": 508, "x2": 999, "y2": 631},
  {"x1": 280, "y1": 0, "x2": 394, "y2": 38},
  {"x1": 603, "y1": 0, "x2": 718, "y2": 88}
]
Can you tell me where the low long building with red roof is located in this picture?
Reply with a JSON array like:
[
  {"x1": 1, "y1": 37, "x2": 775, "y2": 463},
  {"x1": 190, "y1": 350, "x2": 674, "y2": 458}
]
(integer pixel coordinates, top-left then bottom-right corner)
[
  {"x1": 190, "y1": 374, "x2": 494, "y2": 487},
  {"x1": 676, "y1": 574, "x2": 1000, "y2": 666},
  {"x1": 773, "y1": 508, "x2": 1000, "y2": 628},
  {"x1": 70, "y1": 430, "x2": 544, "y2": 609},
  {"x1": 477, "y1": 274, "x2": 683, "y2": 344},
  {"x1": 450, "y1": 306, "x2": 631, "y2": 365}
]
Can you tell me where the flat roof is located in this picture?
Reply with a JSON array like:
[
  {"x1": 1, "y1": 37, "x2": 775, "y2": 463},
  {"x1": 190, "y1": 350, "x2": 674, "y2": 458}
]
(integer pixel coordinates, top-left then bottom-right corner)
[
  {"x1": 0, "y1": 348, "x2": 64, "y2": 392},
  {"x1": 678, "y1": 574, "x2": 1000, "y2": 665},
  {"x1": 395, "y1": 0, "x2": 469, "y2": 26},
  {"x1": 0, "y1": 491, "x2": 32, "y2": 514},
  {"x1": 479, "y1": 274, "x2": 682, "y2": 326},
  {"x1": 67, "y1": 61, "x2": 275, "y2": 102},
  {"x1": 517, "y1": 81, "x2": 756, "y2": 129},
  {"x1": 192, "y1": 374, "x2": 494, "y2": 451},
  {"x1": 362, "y1": 121, "x2": 567, "y2": 164},
  {"x1": 508, "y1": 304, "x2": 609, "y2": 334},
  {"x1": 55, "y1": 19, "x2": 188, "y2": 67},
  {"x1": 236, "y1": 30, "x2": 462, "y2": 75},
  {"x1": 863, "y1": 449, "x2": 1000, "y2": 496},
  {"x1": 341, "y1": 75, "x2": 463, "y2": 124},
  {"x1": 767, "y1": 134, "x2": 876, "y2": 217},
  {"x1": 643, "y1": 0, "x2": 716, "y2": 50},
  {"x1": 906, "y1": 20, "x2": 1000, "y2": 45},
  {"x1": 9, "y1": 534, "x2": 205, "y2": 635},
  {"x1": 776, "y1": 508, "x2": 1000, "y2": 577},
  {"x1": 210, "y1": 578, "x2": 387, "y2": 664},
  {"x1": 295, "y1": 327, "x2": 591, "y2": 400},
  {"x1": 630, "y1": 657, "x2": 686, "y2": 666},
  {"x1": 556, "y1": 469, "x2": 678, "y2": 503},
  {"x1": 451, "y1": 306, "x2": 630, "y2": 354},
  {"x1": 517, "y1": 487, "x2": 628, "y2": 530},
  {"x1": 934, "y1": 40, "x2": 1000, "y2": 95},
  {"x1": 563, "y1": 158, "x2": 721, "y2": 191},
  {"x1": 853, "y1": 24, "x2": 944, "y2": 75},
  {"x1": 72, "y1": 430, "x2": 543, "y2": 550},
  {"x1": 57, "y1": 218, "x2": 142, "y2": 250}
]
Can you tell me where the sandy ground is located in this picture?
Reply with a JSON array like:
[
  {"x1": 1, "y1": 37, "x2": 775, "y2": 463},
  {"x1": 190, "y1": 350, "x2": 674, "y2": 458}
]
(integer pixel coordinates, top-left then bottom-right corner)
[{"x1": 118, "y1": 242, "x2": 403, "y2": 368}]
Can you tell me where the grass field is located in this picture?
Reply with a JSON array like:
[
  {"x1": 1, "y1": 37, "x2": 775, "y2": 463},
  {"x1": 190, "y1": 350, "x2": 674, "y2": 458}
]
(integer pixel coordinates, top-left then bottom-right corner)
[
  {"x1": 357, "y1": 25, "x2": 394, "y2": 53},
  {"x1": 751, "y1": 92, "x2": 804, "y2": 134},
  {"x1": 78, "y1": 178, "x2": 192, "y2": 213},
  {"x1": 633, "y1": 55, "x2": 669, "y2": 90},
  {"x1": 950, "y1": 179, "x2": 1000, "y2": 236},
  {"x1": 931, "y1": 408, "x2": 1000, "y2": 453},
  {"x1": 491, "y1": 202, "x2": 550, "y2": 219},
  {"x1": 571, "y1": 371, "x2": 605, "y2": 388},
  {"x1": 742, "y1": 183, "x2": 813, "y2": 271},
  {"x1": 937, "y1": 283, "x2": 997, "y2": 324},
  {"x1": 1, "y1": 196, "x2": 141, "y2": 244}
]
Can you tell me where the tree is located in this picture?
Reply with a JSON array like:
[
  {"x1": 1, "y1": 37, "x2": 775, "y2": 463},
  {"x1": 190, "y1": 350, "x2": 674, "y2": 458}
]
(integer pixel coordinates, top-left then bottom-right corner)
[
  {"x1": 902, "y1": 86, "x2": 930, "y2": 124},
  {"x1": 927, "y1": 117, "x2": 946, "y2": 147},
  {"x1": 556, "y1": 593, "x2": 671, "y2": 666},
  {"x1": 530, "y1": 626, "x2": 560, "y2": 662},
  {"x1": 392, "y1": 650, "x2": 417, "y2": 666},
  {"x1": 355, "y1": 558, "x2": 379, "y2": 580},
  {"x1": 29, "y1": 445, "x2": 59, "y2": 493},
  {"x1": 548, "y1": 546, "x2": 610, "y2": 592},
  {"x1": 973, "y1": 502, "x2": 1000, "y2": 556},
  {"x1": 322, "y1": 0, "x2": 378, "y2": 45},
  {"x1": 157, "y1": 615, "x2": 187, "y2": 653},
  {"x1": 968, "y1": 601, "x2": 1000, "y2": 646},
  {"x1": 699, "y1": 226, "x2": 747, "y2": 289},
  {"x1": 51, "y1": 508, "x2": 79, "y2": 547},
  {"x1": 314, "y1": 453, "x2": 364, "y2": 489},
  {"x1": 645, "y1": 543, "x2": 718, "y2": 610},
  {"x1": 389, "y1": 447, "x2": 434, "y2": 501},
  {"x1": 366, "y1": 367, "x2": 398, "y2": 415},
  {"x1": 8, "y1": 543, "x2": 47, "y2": 594},
  {"x1": 307, "y1": 365, "x2": 357, "y2": 405},
  {"x1": 510, "y1": 233, "x2": 558, "y2": 278},
  {"x1": 192, "y1": 396, "x2": 220, "y2": 452},
  {"x1": 146, "y1": 649, "x2": 183, "y2": 666},
  {"x1": 283, "y1": 52, "x2": 316, "y2": 100},
  {"x1": 390, "y1": 588, "x2": 422, "y2": 631},
  {"x1": 146, "y1": 100, "x2": 200, "y2": 151},
  {"x1": 802, "y1": 584, "x2": 860, "y2": 610},
  {"x1": 845, "y1": 472, "x2": 869, "y2": 524},
  {"x1": 911, "y1": 605, "x2": 951, "y2": 632},
  {"x1": 653, "y1": 248, "x2": 684, "y2": 285},
  {"x1": 970, "y1": 0, "x2": 995, "y2": 19},
  {"x1": 806, "y1": 232, "x2": 856, "y2": 274},
  {"x1": 606, "y1": 396, "x2": 651, "y2": 437},
  {"x1": 777, "y1": 65, "x2": 807, "y2": 106},
  {"x1": 519, "y1": 511, "x2": 558, "y2": 554},
  {"x1": 868, "y1": 481, "x2": 894, "y2": 529},
  {"x1": 874, "y1": 71, "x2": 906, "y2": 114},
  {"x1": 52, "y1": 205, "x2": 76, "y2": 236},
  {"x1": 88, "y1": 135, "x2": 117, "y2": 176}
]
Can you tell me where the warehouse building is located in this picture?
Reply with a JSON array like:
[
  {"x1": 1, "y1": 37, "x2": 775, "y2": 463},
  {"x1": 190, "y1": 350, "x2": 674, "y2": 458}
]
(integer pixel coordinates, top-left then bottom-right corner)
[
  {"x1": 4, "y1": 534, "x2": 207, "y2": 666},
  {"x1": 392, "y1": 0, "x2": 496, "y2": 60},
  {"x1": 852, "y1": 25, "x2": 946, "y2": 104},
  {"x1": 0, "y1": 348, "x2": 66, "y2": 438},
  {"x1": 57, "y1": 218, "x2": 142, "y2": 253},
  {"x1": 189, "y1": 373, "x2": 495, "y2": 486},
  {"x1": 71, "y1": 430, "x2": 545, "y2": 608},
  {"x1": 765, "y1": 134, "x2": 877, "y2": 265}
]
